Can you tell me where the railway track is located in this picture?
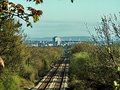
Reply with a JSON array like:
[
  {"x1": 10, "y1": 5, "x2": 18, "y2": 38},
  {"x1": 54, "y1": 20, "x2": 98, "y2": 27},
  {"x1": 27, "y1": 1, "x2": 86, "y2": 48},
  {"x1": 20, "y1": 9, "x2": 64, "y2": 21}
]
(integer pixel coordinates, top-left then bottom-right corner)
[{"x1": 34, "y1": 56, "x2": 69, "y2": 90}]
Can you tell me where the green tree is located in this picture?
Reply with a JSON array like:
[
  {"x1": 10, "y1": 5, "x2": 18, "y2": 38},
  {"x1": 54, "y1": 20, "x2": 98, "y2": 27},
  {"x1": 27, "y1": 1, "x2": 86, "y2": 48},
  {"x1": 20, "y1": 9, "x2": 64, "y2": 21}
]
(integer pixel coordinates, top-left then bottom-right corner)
[{"x1": 0, "y1": 18, "x2": 30, "y2": 73}]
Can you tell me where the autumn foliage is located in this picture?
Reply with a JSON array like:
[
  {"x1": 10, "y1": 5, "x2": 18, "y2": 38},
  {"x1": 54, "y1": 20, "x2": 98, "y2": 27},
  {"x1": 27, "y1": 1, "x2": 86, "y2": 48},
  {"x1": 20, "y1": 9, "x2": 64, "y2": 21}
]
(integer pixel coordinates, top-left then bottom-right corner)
[{"x1": 0, "y1": 0, "x2": 43, "y2": 27}]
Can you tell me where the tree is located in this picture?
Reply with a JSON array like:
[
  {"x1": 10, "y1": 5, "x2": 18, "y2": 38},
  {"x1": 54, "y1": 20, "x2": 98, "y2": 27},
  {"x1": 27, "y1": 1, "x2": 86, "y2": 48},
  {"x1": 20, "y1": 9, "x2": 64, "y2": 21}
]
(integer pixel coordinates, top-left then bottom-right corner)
[
  {"x1": 0, "y1": 18, "x2": 30, "y2": 72},
  {"x1": 91, "y1": 14, "x2": 120, "y2": 89},
  {"x1": 70, "y1": 14, "x2": 120, "y2": 89},
  {"x1": 93, "y1": 15, "x2": 120, "y2": 67},
  {"x1": 0, "y1": 0, "x2": 73, "y2": 27},
  {"x1": 0, "y1": 0, "x2": 43, "y2": 27}
]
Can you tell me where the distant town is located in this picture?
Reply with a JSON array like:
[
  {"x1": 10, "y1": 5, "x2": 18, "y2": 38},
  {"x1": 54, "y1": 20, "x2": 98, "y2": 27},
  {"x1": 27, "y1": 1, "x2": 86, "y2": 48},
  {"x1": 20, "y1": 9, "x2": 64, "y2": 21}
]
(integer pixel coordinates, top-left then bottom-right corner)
[{"x1": 26, "y1": 36, "x2": 91, "y2": 47}]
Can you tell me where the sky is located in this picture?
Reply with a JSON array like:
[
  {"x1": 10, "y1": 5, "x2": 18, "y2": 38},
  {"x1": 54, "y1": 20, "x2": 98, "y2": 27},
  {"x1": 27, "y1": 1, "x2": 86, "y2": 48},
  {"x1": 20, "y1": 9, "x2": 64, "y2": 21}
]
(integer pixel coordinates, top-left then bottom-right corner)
[{"x1": 10, "y1": 0, "x2": 120, "y2": 38}]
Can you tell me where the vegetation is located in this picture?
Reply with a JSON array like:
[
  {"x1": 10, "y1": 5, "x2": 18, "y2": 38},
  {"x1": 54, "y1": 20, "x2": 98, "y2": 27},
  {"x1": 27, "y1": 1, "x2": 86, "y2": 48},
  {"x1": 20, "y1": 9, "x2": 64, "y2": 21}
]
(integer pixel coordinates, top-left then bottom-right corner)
[
  {"x1": 0, "y1": 0, "x2": 119, "y2": 90},
  {"x1": 0, "y1": 18, "x2": 64, "y2": 90},
  {"x1": 0, "y1": 1, "x2": 65, "y2": 90},
  {"x1": 69, "y1": 43, "x2": 120, "y2": 90},
  {"x1": 0, "y1": 0, "x2": 73, "y2": 27},
  {"x1": 22, "y1": 46, "x2": 64, "y2": 81},
  {"x1": 69, "y1": 15, "x2": 120, "y2": 90},
  {"x1": 0, "y1": 0, "x2": 43, "y2": 26}
]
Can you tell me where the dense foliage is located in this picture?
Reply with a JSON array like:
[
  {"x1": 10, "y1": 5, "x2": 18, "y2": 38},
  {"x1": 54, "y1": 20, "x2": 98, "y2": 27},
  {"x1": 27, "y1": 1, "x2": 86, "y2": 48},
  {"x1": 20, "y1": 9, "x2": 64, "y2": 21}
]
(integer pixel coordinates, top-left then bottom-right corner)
[
  {"x1": 0, "y1": 18, "x2": 31, "y2": 90},
  {"x1": 0, "y1": 18, "x2": 29, "y2": 72},
  {"x1": 21, "y1": 46, "x2": 64, "y2": 82},
  {"x1": 69, "y1": 43, "x2": 120, "y2": 90},
  {"x1": 69, "y1": 15, "x2": 120, "y2": 90},
  {"x1": 0, "y1": 19, "x2": 64, "y2": 90}
]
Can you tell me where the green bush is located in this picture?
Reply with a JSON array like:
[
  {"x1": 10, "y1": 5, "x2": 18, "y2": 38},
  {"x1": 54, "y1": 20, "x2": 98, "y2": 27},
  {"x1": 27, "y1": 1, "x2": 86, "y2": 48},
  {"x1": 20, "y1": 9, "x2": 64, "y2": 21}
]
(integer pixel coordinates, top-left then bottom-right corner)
[
  {"x1": 0, "y1": 70, "x2": 20, "y2": 90},
  {"x1": 70, "y1": 52, "x2": 93, "y2": 80},
  {"x1": 69, "y1": 43, "x2": 118, "y2": 89}
]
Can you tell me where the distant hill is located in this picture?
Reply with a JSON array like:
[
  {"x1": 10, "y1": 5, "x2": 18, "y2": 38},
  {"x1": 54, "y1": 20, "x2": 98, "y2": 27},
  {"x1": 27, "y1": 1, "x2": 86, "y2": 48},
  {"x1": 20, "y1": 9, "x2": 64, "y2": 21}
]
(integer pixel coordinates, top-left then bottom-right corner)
[{"x1": 27, "y1": 36, "x2": 91, "y2": 41}]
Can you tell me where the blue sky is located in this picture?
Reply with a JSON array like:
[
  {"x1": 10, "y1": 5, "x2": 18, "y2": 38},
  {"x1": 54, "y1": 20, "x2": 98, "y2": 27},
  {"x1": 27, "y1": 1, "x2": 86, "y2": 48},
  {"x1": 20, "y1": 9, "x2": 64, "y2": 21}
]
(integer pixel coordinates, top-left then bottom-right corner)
[{"x1": 10, "y1": 0, "x2": 120, "y2": 38}]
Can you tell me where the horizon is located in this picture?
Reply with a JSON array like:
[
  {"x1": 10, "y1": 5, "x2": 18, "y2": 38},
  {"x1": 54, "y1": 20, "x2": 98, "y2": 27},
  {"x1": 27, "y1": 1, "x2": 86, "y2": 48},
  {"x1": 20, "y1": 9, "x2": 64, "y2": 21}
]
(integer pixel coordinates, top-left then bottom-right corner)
[
  {"x1": 26, "y1": 35, "x2": 91, "y2": 39},
  {"x1": 26, "y1": 36, "x2": 92, "y2": 42}
]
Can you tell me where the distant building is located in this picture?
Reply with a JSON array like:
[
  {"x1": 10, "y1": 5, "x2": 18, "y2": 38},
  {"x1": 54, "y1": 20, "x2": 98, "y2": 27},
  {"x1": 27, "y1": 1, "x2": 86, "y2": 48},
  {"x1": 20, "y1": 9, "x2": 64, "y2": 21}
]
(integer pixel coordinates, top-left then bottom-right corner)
[
  {"x1": 53, "y1": 36, "x2": 61, "y2": 46},
  {"x1": 31, "y1": 43, "x2": 39, "y2": 47}
]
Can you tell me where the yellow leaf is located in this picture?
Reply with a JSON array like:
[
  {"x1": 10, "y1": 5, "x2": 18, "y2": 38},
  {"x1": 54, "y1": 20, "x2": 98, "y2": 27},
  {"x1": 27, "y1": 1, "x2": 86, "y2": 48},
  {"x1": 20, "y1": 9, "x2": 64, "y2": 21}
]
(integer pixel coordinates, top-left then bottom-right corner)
[
  {"x1": 33, "y1": 14, "x2": 39, "y2": 22},
  {"x1": 114, "y1": 81, "x2": 119, "y2": 87}
]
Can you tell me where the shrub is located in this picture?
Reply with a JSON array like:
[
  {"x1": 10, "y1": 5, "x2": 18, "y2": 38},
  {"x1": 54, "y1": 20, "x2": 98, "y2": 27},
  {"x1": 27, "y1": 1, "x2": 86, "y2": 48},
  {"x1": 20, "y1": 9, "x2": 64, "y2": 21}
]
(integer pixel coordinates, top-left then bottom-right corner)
[{"x1": 0, "y1": 70, "x2": 20, "y2": 90}]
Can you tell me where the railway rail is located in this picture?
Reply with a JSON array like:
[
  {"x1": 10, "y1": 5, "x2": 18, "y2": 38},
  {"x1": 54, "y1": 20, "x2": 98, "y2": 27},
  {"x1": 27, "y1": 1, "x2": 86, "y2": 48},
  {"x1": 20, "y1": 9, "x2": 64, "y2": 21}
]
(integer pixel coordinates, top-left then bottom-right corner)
[{"x1": 34, "y1": 56, "x2": 69, "y2": 90}]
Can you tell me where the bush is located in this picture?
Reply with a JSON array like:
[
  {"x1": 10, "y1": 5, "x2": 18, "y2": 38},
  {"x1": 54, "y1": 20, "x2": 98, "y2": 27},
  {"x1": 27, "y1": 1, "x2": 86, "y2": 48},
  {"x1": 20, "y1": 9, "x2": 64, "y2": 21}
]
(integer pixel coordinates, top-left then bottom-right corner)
[
  {"x1": 70, "y1": 52, "x2": 93, "y2": 80},
  {"x1": 0, "y1": 70, "x2": 20, "y2": 90},
  {"x1": 69, "y1": 43, "x2": 119, "y2": 89}
]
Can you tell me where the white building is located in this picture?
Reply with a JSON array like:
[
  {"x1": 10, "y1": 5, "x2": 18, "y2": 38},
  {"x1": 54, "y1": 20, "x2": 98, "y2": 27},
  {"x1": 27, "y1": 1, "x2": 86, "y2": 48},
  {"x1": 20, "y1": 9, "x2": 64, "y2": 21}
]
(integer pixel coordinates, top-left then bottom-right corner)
[{"x1": 53, "y1": 36, "x2": 61, "y2": 46}]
